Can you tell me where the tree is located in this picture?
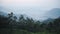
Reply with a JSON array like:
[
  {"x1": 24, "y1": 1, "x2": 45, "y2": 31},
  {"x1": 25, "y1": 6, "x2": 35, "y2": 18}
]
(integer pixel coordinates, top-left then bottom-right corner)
[
  {"x1": 0, "y1": 14, "x2": 8, "y2": 28},
  {"x1": 53, "y1": 17, "x2": 60, "y2": 34},
  {"x1": 8, "y1": 12, "x2": 17, "y2": 34}
]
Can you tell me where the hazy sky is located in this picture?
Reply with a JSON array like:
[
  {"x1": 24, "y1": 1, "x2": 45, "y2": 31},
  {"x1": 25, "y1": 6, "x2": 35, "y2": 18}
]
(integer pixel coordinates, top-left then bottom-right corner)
[{"x1": 0, "y1": 0, "x2": 60, "y2": 20}]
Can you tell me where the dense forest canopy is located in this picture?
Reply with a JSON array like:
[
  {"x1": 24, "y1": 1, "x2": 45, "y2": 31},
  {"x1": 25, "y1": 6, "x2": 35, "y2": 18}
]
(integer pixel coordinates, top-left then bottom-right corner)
[{"x1": 0, "y1": 11, "x2": 60, "y2": 34}]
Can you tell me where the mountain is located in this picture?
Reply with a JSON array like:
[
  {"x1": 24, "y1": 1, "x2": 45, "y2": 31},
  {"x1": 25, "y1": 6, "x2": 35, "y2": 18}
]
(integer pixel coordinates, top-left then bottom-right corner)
[
  {"x1": 0, "y1": 11, "x2": 8, "y2": 17},
  {"x1": 42, "y1": 18, "x2": 54, "y2": 24},
  {"x1": 42, "y1": 8, "x2": 60, "y2": 23},
  {"x1": 0, "y1": 11, "x2": 32, "y2": 20},
  {"x1": 45, "y1": 8, "x2": 60, "y2": 18}
]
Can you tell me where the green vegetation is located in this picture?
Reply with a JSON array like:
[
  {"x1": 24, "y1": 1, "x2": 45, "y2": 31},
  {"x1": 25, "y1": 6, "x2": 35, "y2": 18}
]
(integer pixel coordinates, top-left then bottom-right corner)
[
  {"x1": 0, "y1": 28, "x2": 55, "y2": 34},
  {"x1": 0, "y1": 12, "x2": 60, "y2": 34}
]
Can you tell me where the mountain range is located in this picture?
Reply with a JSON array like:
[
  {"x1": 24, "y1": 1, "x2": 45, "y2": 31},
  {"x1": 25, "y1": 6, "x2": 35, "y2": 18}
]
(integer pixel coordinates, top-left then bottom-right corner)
[
  {"x1": 45, "y1": 8, "x2": 60, "y2": 18},
  {"x1": 0, "y1": 8, "x2": 60, "y2": 22}
]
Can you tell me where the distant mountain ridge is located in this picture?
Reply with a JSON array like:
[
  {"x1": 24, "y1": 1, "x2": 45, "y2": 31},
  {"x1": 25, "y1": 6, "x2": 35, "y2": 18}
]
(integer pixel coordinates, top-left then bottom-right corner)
[
  {"x1": 0, "y1": 11, "x2": 8, "y2": 16},
  {"x1": 0, "y1": 8, "x2": 60, "y2": 22},
  {"x1": 42, "y1": 18, "x2": 54, "y2": 23},
  {"x1": 45, "y1": 8, "x2": 60, "y2": 18},
  {"x1": 42, "y1": 8, "x2": 60, "y2": 23}
]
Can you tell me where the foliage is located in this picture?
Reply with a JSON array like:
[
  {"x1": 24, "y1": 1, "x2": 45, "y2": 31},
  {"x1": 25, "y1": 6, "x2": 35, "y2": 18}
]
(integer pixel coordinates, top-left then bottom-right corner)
[{"x1": 0, "y1": 12, "x2": 60, "y2": 34}]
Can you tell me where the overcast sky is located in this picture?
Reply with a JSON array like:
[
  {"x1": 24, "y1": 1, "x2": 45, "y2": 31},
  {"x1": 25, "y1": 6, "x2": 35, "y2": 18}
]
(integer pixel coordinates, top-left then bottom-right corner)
[{"x1": 0, "y1": 0, "x2": 60, "y2": 20}]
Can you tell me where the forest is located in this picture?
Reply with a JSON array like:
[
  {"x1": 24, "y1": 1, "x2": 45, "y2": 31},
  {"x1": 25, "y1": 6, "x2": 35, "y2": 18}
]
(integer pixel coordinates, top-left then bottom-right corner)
[{"x1": 0, "y1": 12, "x2": 60, "y2": 34}]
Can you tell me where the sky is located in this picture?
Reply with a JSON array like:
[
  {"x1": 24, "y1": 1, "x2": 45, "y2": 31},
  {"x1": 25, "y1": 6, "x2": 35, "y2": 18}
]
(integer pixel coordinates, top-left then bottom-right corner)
[{"x1": 0, "y1": 0, "x2": 60, "y2": 20}]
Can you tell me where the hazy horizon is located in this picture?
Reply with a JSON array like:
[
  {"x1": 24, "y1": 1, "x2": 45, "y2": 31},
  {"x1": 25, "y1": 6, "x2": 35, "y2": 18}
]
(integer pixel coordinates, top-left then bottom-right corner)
[{"x1": 0, "y1": 0, "x2": 60, "y2": 20}]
